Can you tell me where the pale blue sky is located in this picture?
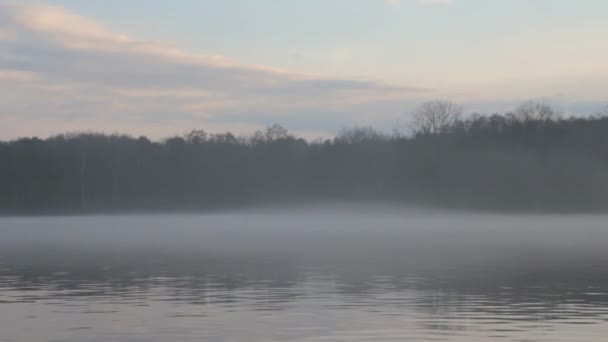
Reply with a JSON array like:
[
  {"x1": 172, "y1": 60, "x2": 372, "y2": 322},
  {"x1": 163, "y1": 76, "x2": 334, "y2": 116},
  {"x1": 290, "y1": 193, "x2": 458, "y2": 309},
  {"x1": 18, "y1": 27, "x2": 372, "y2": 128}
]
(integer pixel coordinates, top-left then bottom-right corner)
[
  {"x1": 26, "y1": 0, "x2": 608, "y2": 77},
  {"x1": 1, "y1": 0, "x2": 607, "y2": 138}
]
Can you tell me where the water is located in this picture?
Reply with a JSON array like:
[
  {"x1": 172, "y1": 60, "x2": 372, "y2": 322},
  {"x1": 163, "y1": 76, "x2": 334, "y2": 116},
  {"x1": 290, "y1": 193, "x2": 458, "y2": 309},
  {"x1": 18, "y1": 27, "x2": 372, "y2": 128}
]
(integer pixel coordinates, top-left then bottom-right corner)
[{"x1": 2, "y1": 206, "x2": 608, "y2": 341}]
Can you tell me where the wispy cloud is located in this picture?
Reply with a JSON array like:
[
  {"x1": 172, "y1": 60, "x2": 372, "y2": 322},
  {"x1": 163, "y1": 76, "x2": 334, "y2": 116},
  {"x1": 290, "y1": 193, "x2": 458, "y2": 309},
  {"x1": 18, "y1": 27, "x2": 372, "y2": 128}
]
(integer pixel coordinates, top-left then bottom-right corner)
[{"x1": 0, "y1": 2, "x2": 430, "y2": 139}]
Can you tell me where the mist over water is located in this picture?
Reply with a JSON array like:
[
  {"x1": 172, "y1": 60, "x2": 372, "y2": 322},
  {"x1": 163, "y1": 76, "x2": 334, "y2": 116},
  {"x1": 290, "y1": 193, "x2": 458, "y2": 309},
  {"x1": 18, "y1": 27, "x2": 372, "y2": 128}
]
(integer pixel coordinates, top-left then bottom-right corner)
[
  {"x1": 2, "y1": 206, "x2": 608, "y2": 341},
  {"x1": 3, "y1": 0, "x2": 608, "y2": 340}
]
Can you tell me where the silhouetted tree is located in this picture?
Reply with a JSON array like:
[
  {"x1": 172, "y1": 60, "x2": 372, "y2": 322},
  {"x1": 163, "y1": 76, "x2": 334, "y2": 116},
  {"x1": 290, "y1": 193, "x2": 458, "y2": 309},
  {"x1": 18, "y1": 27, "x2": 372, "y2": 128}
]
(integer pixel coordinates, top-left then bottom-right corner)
[
  {"x1": 2, "y1": 111, "x2": 608, "y2": 214},
  {"x1": 265, "y1": 124, "x2": 289, "y2": 142},
  {"x1": 410, "y1": 100, "x2": 463, "y2": 136},
  {"x1": 184, "y1": 130, "x2": 207, "y2": 144},
  {"x1": 335, "y1": 126, "x2": 386, "y2": 144},
  {"x1": 513, "y1": 101, "x2": 558, "y2": 122}
]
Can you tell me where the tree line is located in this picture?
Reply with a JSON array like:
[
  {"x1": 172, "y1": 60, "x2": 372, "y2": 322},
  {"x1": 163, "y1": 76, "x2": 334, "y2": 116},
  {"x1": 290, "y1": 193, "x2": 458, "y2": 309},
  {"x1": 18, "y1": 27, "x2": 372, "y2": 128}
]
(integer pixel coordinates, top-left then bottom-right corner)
[{"x1": 2, "y1": 101, "x2": 608, "y2": 214}]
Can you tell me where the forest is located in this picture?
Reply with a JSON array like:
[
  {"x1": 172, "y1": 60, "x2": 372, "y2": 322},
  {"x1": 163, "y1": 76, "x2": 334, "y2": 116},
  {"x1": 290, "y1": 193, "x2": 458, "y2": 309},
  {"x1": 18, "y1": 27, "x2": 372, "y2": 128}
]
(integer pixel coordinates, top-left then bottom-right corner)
[{"x1": 2, "y1": 101, "x2": 608, "y2": 214}]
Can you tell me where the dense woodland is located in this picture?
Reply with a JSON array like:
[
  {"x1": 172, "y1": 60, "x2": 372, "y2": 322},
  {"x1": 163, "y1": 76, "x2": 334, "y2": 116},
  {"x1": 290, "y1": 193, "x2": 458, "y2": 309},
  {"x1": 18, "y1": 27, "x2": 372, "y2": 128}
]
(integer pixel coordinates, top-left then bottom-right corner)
[{"x1": 2, "y1": 101, "x2": 608, "y2": 214}]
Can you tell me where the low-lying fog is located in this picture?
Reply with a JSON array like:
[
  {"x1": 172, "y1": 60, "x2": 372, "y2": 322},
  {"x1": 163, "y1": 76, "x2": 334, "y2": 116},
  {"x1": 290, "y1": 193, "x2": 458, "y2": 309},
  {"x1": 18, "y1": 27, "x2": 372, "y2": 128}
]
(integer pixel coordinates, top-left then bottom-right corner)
[
  {"x1": 3, "y1": 205, "x2": 608, "y2": 341},
  {"x1": 2, "y1": 204, "x2": 607, "y2": 283}
]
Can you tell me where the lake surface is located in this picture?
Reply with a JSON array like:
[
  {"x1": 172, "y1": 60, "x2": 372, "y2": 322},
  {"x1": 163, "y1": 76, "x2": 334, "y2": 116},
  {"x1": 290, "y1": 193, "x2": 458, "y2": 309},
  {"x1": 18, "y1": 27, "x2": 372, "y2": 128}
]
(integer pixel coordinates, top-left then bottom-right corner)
[{"x1": 2, "y1": 206, "x2": 608, "y2": 341}]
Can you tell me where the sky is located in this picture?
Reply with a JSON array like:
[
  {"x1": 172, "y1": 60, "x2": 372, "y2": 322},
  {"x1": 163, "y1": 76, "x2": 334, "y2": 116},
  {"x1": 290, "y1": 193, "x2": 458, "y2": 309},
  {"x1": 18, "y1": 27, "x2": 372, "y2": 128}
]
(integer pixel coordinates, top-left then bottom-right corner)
[{"x1": 1, "y1": 0, "x2": 607, "y2": 139}]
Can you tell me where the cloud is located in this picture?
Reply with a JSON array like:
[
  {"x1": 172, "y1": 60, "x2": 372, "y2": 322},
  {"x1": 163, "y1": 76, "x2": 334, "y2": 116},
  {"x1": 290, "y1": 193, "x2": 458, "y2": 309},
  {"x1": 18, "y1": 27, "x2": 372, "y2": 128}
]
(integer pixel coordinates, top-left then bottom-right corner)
[{"x1": 0, "y1": 2, "x2": 430, "y2": 139}]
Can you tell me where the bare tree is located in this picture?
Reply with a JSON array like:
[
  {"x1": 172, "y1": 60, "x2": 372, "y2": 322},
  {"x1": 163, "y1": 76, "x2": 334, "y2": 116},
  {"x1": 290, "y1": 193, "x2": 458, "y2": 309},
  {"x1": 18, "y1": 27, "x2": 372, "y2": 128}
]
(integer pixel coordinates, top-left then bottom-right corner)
[
  {"x1": 410, "y1": 100, "x2": 463, "y2": 136},
  {"x1": 513, "y1": 101, "x2": 557, "y2": 122},
  {"x1": 184, "y1": 129, "x2": 207, "y2": 144},
  {"x1": 249, "y1": 124, "x2": 290, "y2": 145},
  {"x1": 264, "y1": 124, "x2": 289, "y2": 142}
]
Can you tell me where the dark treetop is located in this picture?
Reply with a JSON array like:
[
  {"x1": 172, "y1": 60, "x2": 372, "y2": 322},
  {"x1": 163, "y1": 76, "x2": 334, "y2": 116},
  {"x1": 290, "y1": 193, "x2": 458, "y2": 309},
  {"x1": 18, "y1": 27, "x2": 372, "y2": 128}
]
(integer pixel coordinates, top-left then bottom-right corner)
[{"x1": 2, "y1": 106, "x2": 608, "y2": 214}]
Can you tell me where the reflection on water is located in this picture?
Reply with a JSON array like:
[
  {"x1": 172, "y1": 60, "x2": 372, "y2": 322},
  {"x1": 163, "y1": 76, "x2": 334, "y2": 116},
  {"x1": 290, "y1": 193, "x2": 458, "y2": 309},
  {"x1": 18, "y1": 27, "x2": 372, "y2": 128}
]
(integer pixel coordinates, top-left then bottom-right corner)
[{"x1": 2, "y1": 208, "x2": 608, "y2": 341}]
